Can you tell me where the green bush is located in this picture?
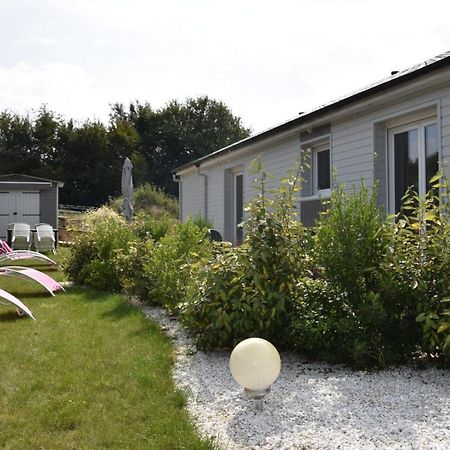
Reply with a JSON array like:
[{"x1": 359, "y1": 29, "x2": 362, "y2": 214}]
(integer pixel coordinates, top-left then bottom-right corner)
[
  {"x1": 130, "y1": 210, "x2": 174, "y2": 241},
  {"x1": 110, "y1": 183, "x2": 179, "y2": 218},
  {"x1": 382, "y1": 182, "x2": 450, "y2": 364},
  {"x1": 65, "y1": 207, "x2": 136, "y2": 291},
  {"x1": 130, "y1": 220, "x2": 213, "y2": 310},
  {"x1": 182, "y1": 162, "x2": 312, "y2": 349},
  {"x1": 289, "y1": 278, "x2": 351, "y2": 361},
  {"x1": 310, "y1": 183, "x2": 418, "y2": 367}
]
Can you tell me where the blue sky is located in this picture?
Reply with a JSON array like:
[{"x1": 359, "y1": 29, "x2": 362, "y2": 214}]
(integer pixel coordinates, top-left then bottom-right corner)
[{"x1": 1, "y1": 0, "x2": 450, "y2": 133}]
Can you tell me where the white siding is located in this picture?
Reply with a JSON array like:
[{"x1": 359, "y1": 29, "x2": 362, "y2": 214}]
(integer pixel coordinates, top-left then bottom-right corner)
[{"x1": 180, "y1": 172, "x2": 203, "y2": 222}]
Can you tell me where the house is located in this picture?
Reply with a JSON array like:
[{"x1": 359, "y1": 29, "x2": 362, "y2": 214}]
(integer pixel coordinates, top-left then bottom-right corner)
[
  {"x1": 173, "y1": 51, "x2": 450, "y2": 244},
  {"x1": 0, "y1": 174, "x2": 64, "y2": 241}
]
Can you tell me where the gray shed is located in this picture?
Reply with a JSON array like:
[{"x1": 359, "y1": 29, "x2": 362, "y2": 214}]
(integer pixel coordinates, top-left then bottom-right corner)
[{"x1": 0, "y1": 174, "x2": 64, "y2": 240}]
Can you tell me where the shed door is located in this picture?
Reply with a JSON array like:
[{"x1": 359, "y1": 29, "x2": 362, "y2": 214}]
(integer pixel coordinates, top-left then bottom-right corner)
[{"x1": 0, "y1": 191, "x2": 40, "y2": 238}]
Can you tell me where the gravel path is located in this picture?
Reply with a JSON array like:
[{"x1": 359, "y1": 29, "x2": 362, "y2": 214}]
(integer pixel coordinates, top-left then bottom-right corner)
[{"x1": 141, "y1": 304, "x2": 450, "y2": 450}]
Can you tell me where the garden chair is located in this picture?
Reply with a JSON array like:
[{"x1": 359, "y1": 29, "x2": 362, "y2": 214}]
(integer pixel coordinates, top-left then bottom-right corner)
[
  {"x1": 35, "y1": 223, "x2": 56, "y2": 253},
  {"x1": 0, "y1": 239, "x2": 57, "y2": 266},
  {"x1": 0, "y1": 266, "x2": 64, "y2": 296},
  {"x1": 11, "y1": 223, "x2": 31, "y2": 250},
  {"x1": 0, "y1": 287, "x2": 35, "y2": 319}
]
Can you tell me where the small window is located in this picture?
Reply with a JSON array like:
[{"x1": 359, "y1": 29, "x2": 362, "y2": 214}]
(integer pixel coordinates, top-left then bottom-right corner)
[{"x1": 314, "y1": 145, "x2": 331, "y2": 194}]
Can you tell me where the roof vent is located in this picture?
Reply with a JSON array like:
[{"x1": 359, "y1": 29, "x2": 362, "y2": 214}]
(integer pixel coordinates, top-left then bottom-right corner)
[{"x1": 391, "y1": 70, "x2": 399, "y2": 75}]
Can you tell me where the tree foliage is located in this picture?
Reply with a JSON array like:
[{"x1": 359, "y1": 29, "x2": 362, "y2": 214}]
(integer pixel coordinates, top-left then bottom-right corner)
[{"x1": 0, "y1": 97, "x2": 250, "y2": 205}]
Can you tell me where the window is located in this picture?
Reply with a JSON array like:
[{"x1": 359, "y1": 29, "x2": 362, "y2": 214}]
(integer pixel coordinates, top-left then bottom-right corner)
[
  {"x1": 314, "y1": 144, "x2": 331, "y2": 195},
  {"x1": 388, "y1": 120, "x2": 438, "y2": 213}
]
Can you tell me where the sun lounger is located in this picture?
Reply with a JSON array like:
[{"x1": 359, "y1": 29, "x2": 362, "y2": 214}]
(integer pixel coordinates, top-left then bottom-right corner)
[
  {"x1": 0, "y1": 239, "x2": 57, "y2": 266},
  {"x1": 0, "y1": 266, "x2": 64, "y2": 296},
  {"x1": 0, "y1": 288, "x2": 35, "y2": 319}
]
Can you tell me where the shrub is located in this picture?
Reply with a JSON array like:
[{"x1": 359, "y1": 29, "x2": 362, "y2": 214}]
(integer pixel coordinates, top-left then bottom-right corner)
[
  {"x1": 140, "y1": 220, "x2": 212, "y2": 310},
  {"x1": 289, "y1": 278, "x2": 351, "y2": 361},
  {"x1": 382, "y1": 181, "x2": 450, "y2": 364},
  {"x1": 130, "y1": 210, "x2": 174, "y2": 241},
  {"x1": 182, "y1": 161, "x2": 312, "y2": 349},
  {"x1": 110, "y1": 183, "x2": 179, "y2": 218},
  {"x1": 65, "y1": 206, "x2": 136, "y2": 291},
  {"x1": 311, "y1": 182, "x2": 418, "y2": 367}
]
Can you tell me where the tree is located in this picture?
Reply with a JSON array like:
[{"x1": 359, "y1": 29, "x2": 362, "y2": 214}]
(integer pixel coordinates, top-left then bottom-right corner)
[{"x1": 111, "y1": 96, "x2": 251, "y2": 195}]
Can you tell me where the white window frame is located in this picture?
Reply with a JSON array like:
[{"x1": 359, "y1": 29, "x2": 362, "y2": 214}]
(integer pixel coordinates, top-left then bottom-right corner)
[
  {"x1": 388, "y1": 118, "x2": 439, "y2": 214},
  {"x1": 313, "y1": 143, "x2": 331, "y2": 196}
]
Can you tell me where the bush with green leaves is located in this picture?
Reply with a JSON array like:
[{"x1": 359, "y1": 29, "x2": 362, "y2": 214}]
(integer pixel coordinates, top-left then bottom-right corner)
[
  {"x1": 307, "y1": 182, "x2": 421, "y2": 367},
  {"x1": 288, "y1": 278, "x2": 351, "y2": 361},
  {"x1": 109, "y1": 183, "x2": 179, "y2": 218},
  {"x1": 182, "y1": 161, "x2": 312, "y2": 349},
  {"x1": 381, "y1": 179, "x2": 450, "y2": 364},
  {"x1": 144, "y1": 220, "x2": 213, "y2": 310},
  {"x1": 64, "y1": 206, "x2": 136, "y2": 291},
  {"x1": 130, "y1": 210, "x2": 174, "y2": 241}
]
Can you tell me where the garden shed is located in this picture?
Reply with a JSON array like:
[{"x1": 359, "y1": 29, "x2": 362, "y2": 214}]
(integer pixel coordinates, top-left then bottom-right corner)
[{"x1": 0, "y1": 174, "x2": 64, "y2": 241}]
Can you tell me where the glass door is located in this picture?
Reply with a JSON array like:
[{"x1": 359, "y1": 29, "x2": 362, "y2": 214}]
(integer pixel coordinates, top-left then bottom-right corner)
[{"x1": 388, "y1": 121, "x2": 438, "y2": 213}]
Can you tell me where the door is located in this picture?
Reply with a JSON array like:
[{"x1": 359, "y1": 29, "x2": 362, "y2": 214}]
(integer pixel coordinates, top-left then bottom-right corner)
[
  {"x1": 388, "y1": 121, "x2": 438, "y2": 214},
  {"x1": 0, "y1": 191, "x2": 40, "y2": 238},
  {"x1": 233, "y1": 172, "x2": 244, "y2": 245}
]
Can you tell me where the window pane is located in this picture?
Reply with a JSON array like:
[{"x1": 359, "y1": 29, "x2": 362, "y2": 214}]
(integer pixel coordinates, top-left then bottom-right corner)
[
  {"x1": 235, "y1": 174, "x2": 243, "y2": 244},
  {"x1": 317, "y1": 149, "x2": 330, "y2": 190},
  {"x1": 394, "y1": 129, "x2": 418, "y2": 212},
  {"x1": 425, "y1": 123, "x2": 438, "y2": 192}
]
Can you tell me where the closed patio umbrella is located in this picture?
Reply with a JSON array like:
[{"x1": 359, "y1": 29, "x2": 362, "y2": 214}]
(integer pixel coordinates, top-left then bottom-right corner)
[{"x1": 121, "y1": 157, "x2": 134, "y2": 222}]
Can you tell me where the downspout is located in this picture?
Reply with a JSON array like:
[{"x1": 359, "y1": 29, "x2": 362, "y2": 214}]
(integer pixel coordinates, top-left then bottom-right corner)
[
  {"x1": 195, "y1": 163, "x2": 208, "y2": 220},
  {"x1": 172, "y1": 174, "x2": 182, "y2": 221}
]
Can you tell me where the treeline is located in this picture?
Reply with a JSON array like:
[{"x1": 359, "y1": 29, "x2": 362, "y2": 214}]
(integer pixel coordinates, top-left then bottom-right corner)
[{"x1": 0, "y1": 97, "x2": 250, "y2": 206}]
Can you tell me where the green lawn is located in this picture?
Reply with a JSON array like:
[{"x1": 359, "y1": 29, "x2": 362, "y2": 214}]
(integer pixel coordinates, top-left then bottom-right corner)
[{"x1": 0, "y1": 249, "x2": 214, "y2": 450}]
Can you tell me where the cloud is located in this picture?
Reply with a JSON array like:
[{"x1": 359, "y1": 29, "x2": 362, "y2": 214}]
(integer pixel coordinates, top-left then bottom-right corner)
[{"x1": 0, "y1": 62, "x2": 108, "y2": 122}]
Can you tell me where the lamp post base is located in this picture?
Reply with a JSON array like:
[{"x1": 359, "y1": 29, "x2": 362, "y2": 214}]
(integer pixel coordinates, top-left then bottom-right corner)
[{"x1": 245, "y1": 387, "x2": 270, "y2": 411}]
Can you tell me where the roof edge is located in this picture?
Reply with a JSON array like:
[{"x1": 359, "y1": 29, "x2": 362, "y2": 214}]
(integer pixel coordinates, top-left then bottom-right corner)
[{"x1": 173, "y1": 51, "x2": 450, "y2": 174}]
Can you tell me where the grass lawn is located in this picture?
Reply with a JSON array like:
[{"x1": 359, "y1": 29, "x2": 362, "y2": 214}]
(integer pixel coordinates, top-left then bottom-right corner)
[{"x1": 0, "y1": 248, "x2": 214, "y2": 450}]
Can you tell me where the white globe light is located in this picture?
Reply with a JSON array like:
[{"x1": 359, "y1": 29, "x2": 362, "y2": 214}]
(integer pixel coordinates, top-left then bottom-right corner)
[{"x1": 229, "y1": 338, "x2": 281, "y2": 392}]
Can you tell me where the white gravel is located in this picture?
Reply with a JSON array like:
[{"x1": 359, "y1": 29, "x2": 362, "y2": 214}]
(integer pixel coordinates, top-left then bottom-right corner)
[{"x1": 140, "y1": 303, "x2": 450, "y2": 450}]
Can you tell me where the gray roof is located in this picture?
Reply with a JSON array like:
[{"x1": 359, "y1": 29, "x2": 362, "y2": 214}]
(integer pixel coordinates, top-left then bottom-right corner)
[
  {"x1": 0, "y1": 173, "x2": 64, "y2": 187},
  {"x1": 174, "y1": 51, "x2": 450, "y2": 173}
]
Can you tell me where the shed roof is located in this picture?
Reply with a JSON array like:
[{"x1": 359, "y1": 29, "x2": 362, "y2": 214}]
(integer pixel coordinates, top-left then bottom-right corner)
[
  {"x1": 0, "y1": 174, "x2": 64, "y2": 188},
  {"x1": 174, "y1": 51, "x2": 450, "y2": 174}
]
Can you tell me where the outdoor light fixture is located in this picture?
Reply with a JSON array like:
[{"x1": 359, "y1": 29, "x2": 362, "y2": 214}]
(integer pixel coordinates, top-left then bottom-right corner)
[{"x1": 229, "y1": 337, "x2": 281, "y2": 411}]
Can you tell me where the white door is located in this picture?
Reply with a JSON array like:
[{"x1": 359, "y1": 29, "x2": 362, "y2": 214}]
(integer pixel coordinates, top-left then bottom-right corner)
[{"x1": 0, "y1": 191, "x2": 40, "y2": 238}]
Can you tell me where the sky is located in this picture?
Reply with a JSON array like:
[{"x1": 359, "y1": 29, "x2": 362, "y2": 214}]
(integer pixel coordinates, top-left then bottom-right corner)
[{"x1": 1, "y1": 0, "x2": 450, "y2": 135}]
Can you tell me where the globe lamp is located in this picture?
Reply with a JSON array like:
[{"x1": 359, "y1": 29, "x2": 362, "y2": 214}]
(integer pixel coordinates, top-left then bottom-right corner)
[{"x1": 229, "y1": 337, "x2": 281, "y2": 411}]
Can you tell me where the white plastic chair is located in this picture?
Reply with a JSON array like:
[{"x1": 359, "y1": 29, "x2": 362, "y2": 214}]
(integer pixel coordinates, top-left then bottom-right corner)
[
  {"x1": 35, "y1": 223, "x2": 56, "y2": 253},
  {"x1": 11, "y1": 223, "x2": 31, "y2": 250}
]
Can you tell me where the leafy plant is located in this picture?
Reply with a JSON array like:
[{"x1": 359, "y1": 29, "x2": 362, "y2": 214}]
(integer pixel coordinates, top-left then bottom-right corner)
[
  {"x1": 182, "y1": 160, "x2": 312, "y2": 349},
  {"x1": 64, "y1": 207, "x2": 136, "y2": 291}
]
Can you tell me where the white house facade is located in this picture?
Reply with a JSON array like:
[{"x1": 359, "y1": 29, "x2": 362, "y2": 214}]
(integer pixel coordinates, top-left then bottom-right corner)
[{"x1": 173, "y1": 52, "x2": 450, "y2": 244}]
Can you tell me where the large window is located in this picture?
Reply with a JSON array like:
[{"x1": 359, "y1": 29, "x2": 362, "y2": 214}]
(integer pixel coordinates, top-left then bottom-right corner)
[{"x1": 388, "y1": 120, "x2": 438, "y2": 213}]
